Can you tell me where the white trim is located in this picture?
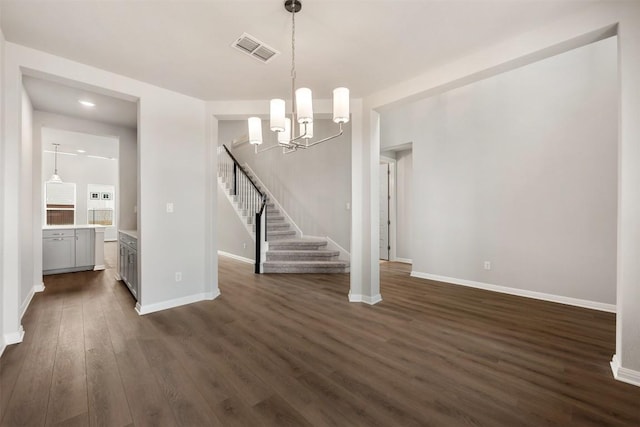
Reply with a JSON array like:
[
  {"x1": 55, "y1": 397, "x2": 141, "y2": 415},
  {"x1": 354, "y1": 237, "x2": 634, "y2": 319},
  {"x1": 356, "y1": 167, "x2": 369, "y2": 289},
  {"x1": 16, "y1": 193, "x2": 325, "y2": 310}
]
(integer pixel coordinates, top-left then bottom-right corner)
[
  {"x1": 19, "y1": 282, "x2": 45, "y2": 320},
  {"x1": 304, "y1": 235, "x2": 350, "y2": 262},
  {"x1": 4, "y1": 326, "x2": 25, "y2": 347},
  {"x1": 348, "y1": 293, "x2": 383, "y2": 305},
  {"x1": 135, "y1": 290, "x2": 221, "y2": 316},
  {"x1": 610, "y1": 354, "x2": 640, "y2": 387},
  {"x1": 242, "y1": 163, "x2": 303, "y2": 237},
  {"x1": 0, "y1": 340, "x2": 5, "y2": 358},
  {"x1": 217, "y1": 250, "x2": 254, "y2": 265},
  {"x1": 93, "y1": 264, "x2": 106, "y2": 271},
  {"x1": 394, "y1": 257, "x2": 412, "y2": 264},
  {"x1": 410, "y1": 271, "x2": 616, "y2": 313}
]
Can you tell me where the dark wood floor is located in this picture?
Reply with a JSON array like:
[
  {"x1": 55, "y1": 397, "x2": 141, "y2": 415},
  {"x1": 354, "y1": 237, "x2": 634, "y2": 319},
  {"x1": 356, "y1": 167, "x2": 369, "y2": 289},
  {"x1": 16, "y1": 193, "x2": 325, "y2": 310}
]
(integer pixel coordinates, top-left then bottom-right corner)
[{"x1": 1, "y1": 247, "x2": 639, "y2": 426}]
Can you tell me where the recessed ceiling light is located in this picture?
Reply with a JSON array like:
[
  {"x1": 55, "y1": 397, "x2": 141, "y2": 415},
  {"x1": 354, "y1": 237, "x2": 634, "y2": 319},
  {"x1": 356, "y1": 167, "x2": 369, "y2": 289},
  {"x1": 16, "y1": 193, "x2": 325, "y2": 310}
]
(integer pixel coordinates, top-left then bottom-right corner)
[
  {"x1": 77, "y1": 149, "x2": 86, "y2": 153},
  {"x1": 78, "y1": 100, "x2": 96, "y2": 107}
]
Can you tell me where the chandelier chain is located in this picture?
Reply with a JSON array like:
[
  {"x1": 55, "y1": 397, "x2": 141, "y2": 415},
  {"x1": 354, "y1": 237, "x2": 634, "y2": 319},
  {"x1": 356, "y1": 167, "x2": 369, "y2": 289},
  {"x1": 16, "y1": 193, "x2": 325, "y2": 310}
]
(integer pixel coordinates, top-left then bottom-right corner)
[{"x1": 291, "y1": 3, "x2": 296, "y2": 119}]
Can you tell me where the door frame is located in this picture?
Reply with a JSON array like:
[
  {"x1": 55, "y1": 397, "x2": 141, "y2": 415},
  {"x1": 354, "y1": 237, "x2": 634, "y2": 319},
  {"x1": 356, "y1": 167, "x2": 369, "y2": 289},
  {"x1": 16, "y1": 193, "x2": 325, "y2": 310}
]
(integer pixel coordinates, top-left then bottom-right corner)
[{"x1": 380, "y1": 155, "x2": 397, "y2": 262}]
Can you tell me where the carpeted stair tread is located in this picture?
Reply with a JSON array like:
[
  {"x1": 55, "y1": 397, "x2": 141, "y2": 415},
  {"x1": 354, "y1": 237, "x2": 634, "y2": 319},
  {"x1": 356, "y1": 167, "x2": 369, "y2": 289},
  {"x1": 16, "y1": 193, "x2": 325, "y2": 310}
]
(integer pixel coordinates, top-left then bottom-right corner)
[{"x1": 266, "y1": 249, "x2": 340, "y2": 261}]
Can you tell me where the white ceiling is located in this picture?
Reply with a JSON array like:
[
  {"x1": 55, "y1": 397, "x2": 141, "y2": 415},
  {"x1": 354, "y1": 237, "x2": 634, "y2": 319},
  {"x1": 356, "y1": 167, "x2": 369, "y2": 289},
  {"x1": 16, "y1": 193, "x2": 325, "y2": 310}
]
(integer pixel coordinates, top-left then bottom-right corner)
[
  {"x1": 23, "y1": 76, "x2": 138, "y2": 129},
  {"x1": 42, "y1": 127, "x2": 119, "y2": 159},
  {"x1": 0, "y1": 0, "x2": 597, "y2": 101}
]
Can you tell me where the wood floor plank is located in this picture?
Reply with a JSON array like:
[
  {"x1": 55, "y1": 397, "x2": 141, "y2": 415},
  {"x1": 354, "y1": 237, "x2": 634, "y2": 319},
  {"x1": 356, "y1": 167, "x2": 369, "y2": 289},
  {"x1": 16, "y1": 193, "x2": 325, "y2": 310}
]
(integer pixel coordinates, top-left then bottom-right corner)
[
  {"x1": 1, "y1": 292, "x2": 64, "y2": 427},
  {"x1": 83, "y1": 292, "x2": 133, "y2": 427},
  {"x1": 45, "y1": 303, "x2": 88, "y2": 426},
  {"x1": 1, "y1": 244, "x2": 639, "y2": 426}
]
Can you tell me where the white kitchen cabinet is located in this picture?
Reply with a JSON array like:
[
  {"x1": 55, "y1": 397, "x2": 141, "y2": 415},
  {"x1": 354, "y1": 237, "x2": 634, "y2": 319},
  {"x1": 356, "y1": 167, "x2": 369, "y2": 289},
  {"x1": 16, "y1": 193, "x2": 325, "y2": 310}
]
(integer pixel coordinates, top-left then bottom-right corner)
[{"x1": 43, "y1": 227, "x2": 96, "y2": 275}]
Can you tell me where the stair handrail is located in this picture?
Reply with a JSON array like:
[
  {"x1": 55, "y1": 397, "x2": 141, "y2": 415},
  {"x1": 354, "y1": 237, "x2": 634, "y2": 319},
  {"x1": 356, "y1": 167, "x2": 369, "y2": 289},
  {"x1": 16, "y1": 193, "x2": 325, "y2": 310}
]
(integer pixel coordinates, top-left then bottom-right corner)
[
  {"x1": 220, "y1": 144, "x2": 267, "y2": 273},
  {"x1": 222, "y1": 145, "x2": 264, "y2": 197}
]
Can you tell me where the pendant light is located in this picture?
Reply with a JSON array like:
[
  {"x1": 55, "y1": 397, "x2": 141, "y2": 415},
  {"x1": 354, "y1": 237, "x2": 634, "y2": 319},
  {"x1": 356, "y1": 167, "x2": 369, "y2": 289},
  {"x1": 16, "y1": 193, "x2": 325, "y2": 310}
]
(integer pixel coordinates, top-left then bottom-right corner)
[
  {"x1": 48, "y1": 143, "x2": 63, "y2": 183},
  {"x1": 249, "y1": 0, "x2": 349, "y2": 153}
]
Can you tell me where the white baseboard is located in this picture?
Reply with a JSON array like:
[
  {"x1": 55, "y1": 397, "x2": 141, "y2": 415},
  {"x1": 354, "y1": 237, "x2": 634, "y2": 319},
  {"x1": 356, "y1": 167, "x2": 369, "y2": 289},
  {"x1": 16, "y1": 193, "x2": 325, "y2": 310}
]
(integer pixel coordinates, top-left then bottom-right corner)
[
  {"x1": 410, "y1": 271, "x2": 616, "y2": 313},
  {"x1": 94, "y1": 264, "x2": 106, "y2": 271},
  {"x1": 394, "y1": 257, "x2": 412, "y2": 264},
  {"x1": 4, "y1": 326, "x2": 25, "y2": 347},
  {"x1": 218, "y1": 250, "x2": 254, "y2": 264},
  {"x1": 20, "y1": 283, "x2": 46, "y2": 320},
  {"x1": 348, "y1": 293, "x2": 383, "y2": 305},
  {"x1": 135, "y1": 290, "x2": 221, "y2": 315},
  {"x1": 610, "y1": 354, "x2": 640, "y2": 387}
]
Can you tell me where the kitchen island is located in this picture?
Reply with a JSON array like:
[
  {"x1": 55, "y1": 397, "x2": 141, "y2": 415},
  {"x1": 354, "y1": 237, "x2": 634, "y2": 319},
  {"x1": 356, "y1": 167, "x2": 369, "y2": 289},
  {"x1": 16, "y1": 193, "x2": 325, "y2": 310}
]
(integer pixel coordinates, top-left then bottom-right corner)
[{"x1": 42, "y1": 225, "x2": 105, "y2": 275}]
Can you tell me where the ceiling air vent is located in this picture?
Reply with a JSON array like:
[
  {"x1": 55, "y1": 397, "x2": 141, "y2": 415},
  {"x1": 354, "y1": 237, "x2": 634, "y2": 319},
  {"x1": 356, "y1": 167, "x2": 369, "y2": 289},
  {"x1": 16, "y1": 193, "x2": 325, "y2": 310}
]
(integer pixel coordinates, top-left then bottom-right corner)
[{"x1": 232, "y1": 33, "x2": 279, "y2": 64}]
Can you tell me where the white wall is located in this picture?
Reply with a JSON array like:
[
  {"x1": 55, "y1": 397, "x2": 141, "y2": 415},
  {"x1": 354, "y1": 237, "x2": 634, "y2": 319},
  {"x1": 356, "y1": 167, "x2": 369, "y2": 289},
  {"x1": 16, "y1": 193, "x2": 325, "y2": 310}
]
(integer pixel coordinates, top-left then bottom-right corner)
[
  {"x1": 2, "y1": 42, "x2": 214, "y2": 336},
  {"x1": 386, "y1": 37, "x2": 618, "y2": 306},
  {"x1": 220, "y1": 119, "x2": 352, "y2": 251},
  {"x1": 20, "y1": 87, "x2": 35, "y2": 314},
  {"x1": 395, "y1": 149, "x2": 412, "y2": 261},
  {"x1": 0, "y1": 14, "x2": 4, "y2": 355}
]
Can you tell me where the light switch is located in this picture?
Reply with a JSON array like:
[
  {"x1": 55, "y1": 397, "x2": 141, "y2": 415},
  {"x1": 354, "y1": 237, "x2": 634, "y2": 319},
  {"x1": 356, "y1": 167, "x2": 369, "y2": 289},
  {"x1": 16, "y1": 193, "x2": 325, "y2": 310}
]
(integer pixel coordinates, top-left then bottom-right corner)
[
  {"x1": 346, "y1": 202, "x2": 351, "y2": 210},
  {"x1": 166, "y1": 202, "x2": 174, "y2": 213}
]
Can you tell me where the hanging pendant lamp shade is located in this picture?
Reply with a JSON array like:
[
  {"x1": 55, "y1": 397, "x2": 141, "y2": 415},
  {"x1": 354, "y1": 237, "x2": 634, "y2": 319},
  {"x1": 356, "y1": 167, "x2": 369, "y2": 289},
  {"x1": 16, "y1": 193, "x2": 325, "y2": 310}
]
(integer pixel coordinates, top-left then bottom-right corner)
[{"x1": 48, "y1": 143, "x2": 63, "y2": 183}]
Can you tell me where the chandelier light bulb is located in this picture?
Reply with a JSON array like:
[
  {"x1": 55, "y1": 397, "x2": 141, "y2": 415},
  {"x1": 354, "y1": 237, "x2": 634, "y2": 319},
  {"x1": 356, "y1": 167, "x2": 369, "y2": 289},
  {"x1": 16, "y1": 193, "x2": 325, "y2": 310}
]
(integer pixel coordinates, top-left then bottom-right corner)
[
  {"x1": 270, "y1": 99, "x2": 286, "y2": 132},
  {"x1": 248, "y1": 117, "x2": 263, "y2": 145},
  {"x1": 333, "y1": 87, "x2": 350, "y2": 124},
  {"x1": 295, "y1": 88, "x2": 313, "y2": 124}
]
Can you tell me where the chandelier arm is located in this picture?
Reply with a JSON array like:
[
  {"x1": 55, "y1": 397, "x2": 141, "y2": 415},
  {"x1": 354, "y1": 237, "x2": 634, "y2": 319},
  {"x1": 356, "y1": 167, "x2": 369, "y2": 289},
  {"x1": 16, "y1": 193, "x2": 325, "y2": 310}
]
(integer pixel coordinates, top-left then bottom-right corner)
[
  {"x1": 303, "y1": 123, "x2": 344, "y2": 148},
  {"x1": 255, "y1": 143, "x2": 296, "y2": 154}
]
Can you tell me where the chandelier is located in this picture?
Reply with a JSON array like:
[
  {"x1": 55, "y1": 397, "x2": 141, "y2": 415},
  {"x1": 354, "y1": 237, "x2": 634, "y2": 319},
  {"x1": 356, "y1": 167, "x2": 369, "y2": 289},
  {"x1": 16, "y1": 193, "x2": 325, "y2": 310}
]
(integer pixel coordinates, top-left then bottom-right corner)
[{"x1": 247, "y1": 0, "x2": 350, "y2": 152}]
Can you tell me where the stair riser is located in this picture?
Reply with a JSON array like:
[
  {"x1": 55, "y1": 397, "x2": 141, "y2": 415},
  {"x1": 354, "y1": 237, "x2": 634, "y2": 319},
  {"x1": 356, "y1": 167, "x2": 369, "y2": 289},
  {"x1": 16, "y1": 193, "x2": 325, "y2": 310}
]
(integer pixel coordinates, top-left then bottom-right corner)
[
  {"x1": 263, "y1": 267, "x2": 349, "y2": 274},
  {"x1": 267, "y1": 254, "x2": 339, "y2": 261},
  {"x1": 268, "y1": 244, "x2": 327, "y2": 250}
]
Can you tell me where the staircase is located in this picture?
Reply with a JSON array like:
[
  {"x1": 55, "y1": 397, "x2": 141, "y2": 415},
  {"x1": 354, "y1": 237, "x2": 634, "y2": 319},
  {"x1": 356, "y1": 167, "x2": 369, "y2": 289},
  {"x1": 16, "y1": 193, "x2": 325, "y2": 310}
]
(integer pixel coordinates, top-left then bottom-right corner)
[{"x1": 218, "y1": 150, "x2": 349, "y2": 274}]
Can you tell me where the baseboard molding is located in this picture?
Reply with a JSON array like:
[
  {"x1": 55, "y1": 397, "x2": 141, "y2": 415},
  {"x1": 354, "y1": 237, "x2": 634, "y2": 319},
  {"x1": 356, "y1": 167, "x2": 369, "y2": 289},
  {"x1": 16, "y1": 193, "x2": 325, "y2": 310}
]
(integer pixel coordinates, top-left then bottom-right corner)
[
  {"x1": 4, "y1": 326, "x2": 25, "y2": 348},
  {"x1": 348, "y1": 293, "x2": 383, "y2": 305},
  {"x1": 394, "y1": 257, "x2": 412, "y2": 264},
  {"x1": 242, "y1": 163, "x2": 304, "y2": 238},
  {"x1": 410, "y1": 271, "x2": 616, "y2": 313},
  {"x1": 135, "y1": 290, "x2": 221, "y2": 315},
  {"x1": 218, "y1": 250, "x2": 254, "y2": 264},
  {"x1": 610, "y1": 354, "x2": 640, "y2": 387},
  {"x1": 94, "y1": 264, "x2": 106, "y2": 271},
  {"x1": 19, "y1": 282, "x2": 46, "y2": 320}
]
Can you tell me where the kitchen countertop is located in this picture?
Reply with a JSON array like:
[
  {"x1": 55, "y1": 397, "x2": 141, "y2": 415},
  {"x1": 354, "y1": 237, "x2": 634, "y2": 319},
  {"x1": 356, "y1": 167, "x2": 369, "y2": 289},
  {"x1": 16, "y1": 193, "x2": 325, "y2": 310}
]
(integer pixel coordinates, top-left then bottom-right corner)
[
  {"x1": 119, "y1": 229, "x2": 138, "y2": 239},
  {"x1": 43, "y1": 224, "x2": 106, "y2": 230}
]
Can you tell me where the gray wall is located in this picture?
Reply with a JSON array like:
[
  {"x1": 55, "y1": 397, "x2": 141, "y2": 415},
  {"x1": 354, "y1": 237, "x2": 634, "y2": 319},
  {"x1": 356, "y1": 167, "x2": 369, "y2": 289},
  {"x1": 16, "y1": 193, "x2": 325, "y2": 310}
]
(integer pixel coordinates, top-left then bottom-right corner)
[
  {"x1": 381, "y1": 36, "x2": 617, "y2": 304},
  {"x1": 20, "y1": 87, "x2": 34, "y2": 310},
  {"x1": 216, "y1": 180, "x2": 255, "y2": 261},
  {"x1": 396, "y1": 149, "x2": 412, "y2": 261},
  {"x1": 219, "y1": 119, "x2": 352, "y2": 251},
  {"x1": 0, "y1": 20, "x2": 5, "y2": 350}
]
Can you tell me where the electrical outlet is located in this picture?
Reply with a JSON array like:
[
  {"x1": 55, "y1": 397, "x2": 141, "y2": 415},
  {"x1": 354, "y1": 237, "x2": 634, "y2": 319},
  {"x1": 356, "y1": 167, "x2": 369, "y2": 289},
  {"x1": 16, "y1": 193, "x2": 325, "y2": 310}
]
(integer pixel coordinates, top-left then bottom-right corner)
[
  {"x1": 175, "y1": 272, "x2": 182, "y2": 282},
  {"x1": 484, "y1": 261, "x2": 491, "y2": 271},
  {"x1": 243, "y1": 242, "x2": 247, "y2": 249},
  {"x1": 166, "y1": 202, "x2": 174, "y2": 213}
]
